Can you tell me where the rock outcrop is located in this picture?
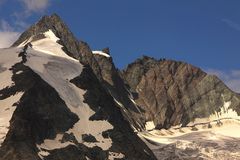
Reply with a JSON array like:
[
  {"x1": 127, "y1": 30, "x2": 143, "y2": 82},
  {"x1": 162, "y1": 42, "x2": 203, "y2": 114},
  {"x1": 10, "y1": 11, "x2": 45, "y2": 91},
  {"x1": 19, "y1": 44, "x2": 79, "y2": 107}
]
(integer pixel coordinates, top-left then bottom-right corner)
[
  {"x1": 1, "y1": 13, "x2": 240, "y2": 160},
  {"x1": 0, "y1": 14, "x2": 156, "y2": 160},
  {"x1": 92, "y1": 49, "x2": 146, "y2": 131},
  {"x1": 12, "y1": 14, "x2": 80, "y2": 59},
  {"x1": 122, "y1": 56, "x2": 240, "y2": 128}
]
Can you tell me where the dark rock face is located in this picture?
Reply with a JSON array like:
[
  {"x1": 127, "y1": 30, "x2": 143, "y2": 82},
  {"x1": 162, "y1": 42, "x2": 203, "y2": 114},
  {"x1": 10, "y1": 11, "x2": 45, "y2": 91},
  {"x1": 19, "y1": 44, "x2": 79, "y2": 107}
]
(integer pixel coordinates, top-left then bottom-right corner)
[
  {"x1": 12, "y1": 14, "x2": 103, "y2": 81},
  {"x1": 101, "y1": 48, "x2": 110, "y2": 55},
  {"x1": 2, "y1": 14, "x2": 157, "y2": 159},
  {"x1": 82, "y1": 134, "x2": 98, "y2": 143},
  {"x1": 122, "y1": 56, "x2": 240, "y2": 128},
  {"x1": 0, "y1": 49, "x2": 79, "y2": 160},
  {"x1": 0, "y1": 46, "x2": 156, "y2": 159},
  {"x1": 70, "y1": 66, "x2": 156, "y2": 160},
  {"x1": 3, "y1": 13, "x2": 240, "y2": 160},
  {"x1": 78, "y1": 41, "x2": 103, "y2": 80},
  {"x1": 92, "y1": 51, "x2": 146, "y2": 131}
]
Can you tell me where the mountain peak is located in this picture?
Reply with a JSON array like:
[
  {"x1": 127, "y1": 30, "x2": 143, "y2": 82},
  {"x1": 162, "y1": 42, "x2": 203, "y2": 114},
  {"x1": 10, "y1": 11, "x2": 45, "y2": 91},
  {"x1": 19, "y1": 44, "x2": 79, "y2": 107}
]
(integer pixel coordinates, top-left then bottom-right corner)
[
  {"x1": 102, "y1": 47, "x2": 110, "y2": 55},
  {"x1": 12, "y1": 14, "x2": 80, "y2": 59}
]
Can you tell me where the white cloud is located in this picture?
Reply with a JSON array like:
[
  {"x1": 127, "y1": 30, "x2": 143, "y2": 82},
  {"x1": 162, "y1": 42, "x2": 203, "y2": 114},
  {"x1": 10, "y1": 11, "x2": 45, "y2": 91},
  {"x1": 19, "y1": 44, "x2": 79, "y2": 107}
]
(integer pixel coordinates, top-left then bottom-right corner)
[
  {"x1": 0, "y1": 19, "x2": 14, "y2": 31},
  {"x1": 206, "y1": 69, "x2": 240, "y2": 93},
  {"x1": 222, "y1": 18, "x2": 240, "y2": 31},
  {"x1": 19, "y1": 0, "x2": 49, "y2": 13},
  {"x1": 0, "y1": 0, "x2": 51, "y2": 48},
  {"x1": 0, "y1": 32, "x2": 20, "y2": 48},
  {"x1": 0, "y1": 20, "x2": 20, "y2": 48}
]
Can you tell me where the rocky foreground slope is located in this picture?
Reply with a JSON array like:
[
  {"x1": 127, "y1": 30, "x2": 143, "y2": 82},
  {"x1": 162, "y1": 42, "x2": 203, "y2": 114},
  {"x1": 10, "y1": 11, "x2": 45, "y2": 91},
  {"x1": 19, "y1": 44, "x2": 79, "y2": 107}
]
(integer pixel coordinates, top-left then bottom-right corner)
[{"x1": 0, "y1": 14, "x2": 240, "y2": 160}]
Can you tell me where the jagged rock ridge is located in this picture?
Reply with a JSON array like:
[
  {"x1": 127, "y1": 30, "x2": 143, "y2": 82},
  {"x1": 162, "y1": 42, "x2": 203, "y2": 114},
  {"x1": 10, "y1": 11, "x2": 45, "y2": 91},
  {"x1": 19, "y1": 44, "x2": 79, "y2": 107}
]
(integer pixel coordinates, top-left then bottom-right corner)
[
  {"x1": 0, "y1": 14, "x2": 156, "y2": 160},
  {"x1": 0, "y1": 13, "x2": 240, "y2": 160},
  {"x1": 122, "y1": 56, "x2": 240, "y2": 128}
]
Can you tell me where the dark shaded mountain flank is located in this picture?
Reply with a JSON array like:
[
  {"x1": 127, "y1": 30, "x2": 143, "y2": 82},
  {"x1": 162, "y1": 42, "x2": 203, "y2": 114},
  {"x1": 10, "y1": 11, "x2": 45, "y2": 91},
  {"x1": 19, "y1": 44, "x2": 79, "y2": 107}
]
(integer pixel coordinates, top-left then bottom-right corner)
[
  {"x1": 70, "y1": 66, "x2": 156, "y2": 160},
  {"x1": 0, "y1": 47, "x2": 78, "y2": 160},
  {"x1": 92, "y1": 49, "x2": 146, "y2": 131},
  {"x1": 0, "y1": 14, "x2": 157, "y2": 160},
  {"x1": 1, "y1": 13, "x2": 240, "y2": 160}
]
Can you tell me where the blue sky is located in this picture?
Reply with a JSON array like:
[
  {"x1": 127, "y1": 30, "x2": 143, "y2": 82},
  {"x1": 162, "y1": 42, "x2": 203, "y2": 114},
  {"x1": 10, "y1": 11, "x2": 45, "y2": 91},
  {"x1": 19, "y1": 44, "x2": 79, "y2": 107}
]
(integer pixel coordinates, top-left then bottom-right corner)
[{"x1": 0, "y1": 0, "x2": 240, "y2": 92}]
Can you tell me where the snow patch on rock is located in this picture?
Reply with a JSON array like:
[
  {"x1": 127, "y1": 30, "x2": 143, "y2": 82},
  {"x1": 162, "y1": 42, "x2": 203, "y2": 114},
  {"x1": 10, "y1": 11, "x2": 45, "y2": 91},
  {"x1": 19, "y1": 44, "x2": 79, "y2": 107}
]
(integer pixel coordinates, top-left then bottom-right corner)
[
  {"x1": 18, "y1": 30, "x2": 78, "y2": 61},
  {"x1": 92, "y1": 51, "x2": 110, "y2": 58},
  {"x1": 37, "y1": 134, "x2": 74, "y2": 159},
  {"x1": 0, "y1": 48, "x2": 22, "y2": 88},
  {"x1": 145, "y1": 121, "x2": 155, "y2": 131},
  {"x1": 0, "y1": 92, "x2": 23, "y2": 146},
  {"x1": 0, "y1": 48, "x2": 24, "y2": 146},
  {"x1": 139, "y1": 98, "x2": 240, "y2": 160},
  {"x1": 140, "y1": 121, "x2": 240, "y2": 160},
  {"x1": 188, "y1": 100, "x2": 239, "y2": 126},
  {"x1": 24, "y1": 49, "x2": 114, "y2": 154},
  {"x1": 108, "y1": 151, "x2": 125, "y2": 160}
]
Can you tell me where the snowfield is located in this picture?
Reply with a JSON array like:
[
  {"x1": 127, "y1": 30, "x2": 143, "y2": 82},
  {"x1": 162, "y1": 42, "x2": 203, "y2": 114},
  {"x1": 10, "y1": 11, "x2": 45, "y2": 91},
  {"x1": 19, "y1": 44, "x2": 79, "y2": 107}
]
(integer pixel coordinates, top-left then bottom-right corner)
[
  {"x1": 0, "y1": 48, "x2": 24, "y2": 146},
  {"x1": 37, "y1": 134, "x2": 75, "y2": 158},
  {"x1": 25, "y1": 46, "x2": 114, "y2": 153},
  {"x1": 18, "y1": 30, "x2": 78, "y2": 61},
  {"x1": 140, "y1": 100, "x2": 240, "y2": 160},
  {"x1": 2, "y1": 29, "x2": 239, "y2": 160},
  {"x1": 140, "y1": 121, "x2": 240, "y2": 160},
  {"x1": 16, "y1": 30, "x2": 123, "y2": 159}
]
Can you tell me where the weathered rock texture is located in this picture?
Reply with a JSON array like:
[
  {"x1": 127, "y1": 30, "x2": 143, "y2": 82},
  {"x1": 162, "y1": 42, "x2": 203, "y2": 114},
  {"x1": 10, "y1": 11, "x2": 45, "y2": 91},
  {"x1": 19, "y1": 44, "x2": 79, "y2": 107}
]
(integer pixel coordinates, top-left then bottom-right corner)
[
  {"x1": 92, "y1": 49, "x2": 146, "y2": 131},
  {"x1": 12, "y1": 14, "x2": 102, "y2": 80},
  {"x1": 122, "y1": 56, "x2": 240, "y2": 128},
  {"x1": 1, "y1": 13, "x2": 240, "y2": 160},
  {"x1": 12, "y1": 14, "x2": 79, "y2": 59},
  {"x1": 0, "y1": 14, "x2": 157, "y2": 160}
]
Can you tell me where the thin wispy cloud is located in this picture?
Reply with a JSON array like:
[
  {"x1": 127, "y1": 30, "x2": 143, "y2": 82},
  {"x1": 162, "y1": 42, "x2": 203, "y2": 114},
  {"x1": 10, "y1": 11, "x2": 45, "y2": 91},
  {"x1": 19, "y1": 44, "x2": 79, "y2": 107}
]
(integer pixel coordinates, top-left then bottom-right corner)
[
  {"x1": 19, "y1": 0, "x2": 50, "y2": 14},
  {"x1": 15, "y1": 0, "x2": 50, "y2": 21},
  {"x1": 0, "y1": 0, "x2": 51, "y2": 48},
  {"x1": 206, "y1": 69, "x2": 240, "y2": 93},
  {"x1": 0, "y1": 20, "x2": 20, "y2": 48},
  {"x1": 0, "y1": 0, "x2": 6, "y2": 6},
  {"x1": 222, "y1": 18, "x2": 240, "y2": 31}
]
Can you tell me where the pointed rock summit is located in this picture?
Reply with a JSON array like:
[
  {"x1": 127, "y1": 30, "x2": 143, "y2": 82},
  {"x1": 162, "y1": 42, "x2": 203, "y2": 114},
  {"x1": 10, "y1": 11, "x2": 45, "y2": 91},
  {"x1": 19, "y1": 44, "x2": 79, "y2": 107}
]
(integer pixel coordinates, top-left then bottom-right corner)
[
  {"x1": 102, "y1": 47, "x2": 110, "y2": 55},
  {"x1": 12, "y1": 14, "x2": 80, "y2": 59},
  {"x1": 1, "y1": 13, "x2": 240, "y2": 160},
  {"x1": 12, "y1": 14, "x2": 103, "y2": 79}
]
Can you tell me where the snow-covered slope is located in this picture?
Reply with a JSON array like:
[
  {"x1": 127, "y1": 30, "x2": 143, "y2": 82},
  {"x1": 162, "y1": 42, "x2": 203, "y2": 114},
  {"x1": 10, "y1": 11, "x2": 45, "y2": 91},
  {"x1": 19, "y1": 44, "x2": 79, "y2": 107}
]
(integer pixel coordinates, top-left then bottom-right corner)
[
  {"x1": 140, "y1": 121, "x2": 240, "y2": 160},
  {"x1": 23, "y1": 47, "x2": 115, "y2": 156},
  {"x1": 0, "y1": 48, "x2": 24, "y2": 146},
  {"x1": 15, "y1": 29, "x2": 121, "y2": 158},
  {"x1": 0, "y1": 23, "x2": 156, "y2": 160},
  {"x1": 139, "y1": 100, "x2": 240, "y2": 160},
  {"x1": 2, "y1": 13, "x2": 240, "y2": 160},
  {"x1": 18, "y1": 30, "x2": 77, "y2": 61}
]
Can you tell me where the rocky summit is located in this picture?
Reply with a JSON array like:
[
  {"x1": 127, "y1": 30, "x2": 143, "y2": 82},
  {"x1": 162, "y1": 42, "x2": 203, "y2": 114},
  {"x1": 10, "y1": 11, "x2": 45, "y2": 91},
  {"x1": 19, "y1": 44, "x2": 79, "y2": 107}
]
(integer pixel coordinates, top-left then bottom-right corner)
[
  {"x1": 0, "y1": 14, "x2": 240, "y2": 160},
  {"x1": 122, "y1": 56, "x2": 240, "y2": 128}
]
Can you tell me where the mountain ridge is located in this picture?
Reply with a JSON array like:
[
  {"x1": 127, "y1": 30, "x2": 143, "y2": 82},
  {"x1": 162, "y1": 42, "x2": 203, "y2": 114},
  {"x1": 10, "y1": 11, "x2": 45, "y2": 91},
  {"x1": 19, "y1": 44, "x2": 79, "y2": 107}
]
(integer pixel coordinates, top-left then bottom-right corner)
[{"x1": 0, "y1": 13, "x2": 239, "y2": 160}]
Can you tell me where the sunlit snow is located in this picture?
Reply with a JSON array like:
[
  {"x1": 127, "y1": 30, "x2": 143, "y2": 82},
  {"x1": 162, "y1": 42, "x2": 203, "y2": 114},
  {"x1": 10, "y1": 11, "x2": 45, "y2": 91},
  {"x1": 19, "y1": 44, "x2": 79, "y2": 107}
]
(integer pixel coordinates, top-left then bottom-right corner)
[
  {"x1": 92, "y1": 51, "x2": 110, "y2": 58},
  {"x1": 139, "y1": 98, "x2": 240, "y2": 160},
  {"x1": 0, "y1": 48, "x2": 24, "y2": 146}
]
